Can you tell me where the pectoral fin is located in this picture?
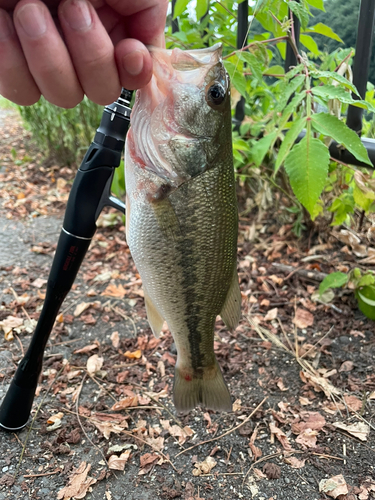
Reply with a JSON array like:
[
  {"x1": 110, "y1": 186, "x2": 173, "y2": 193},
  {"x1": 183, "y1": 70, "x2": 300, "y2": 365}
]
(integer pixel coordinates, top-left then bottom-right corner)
[
  {"x1": 220, "y1": 267, "x2": 241, "y2": 331},
  {"x1": 144, "y1": 291, "x2": 165, "y2": 338}
]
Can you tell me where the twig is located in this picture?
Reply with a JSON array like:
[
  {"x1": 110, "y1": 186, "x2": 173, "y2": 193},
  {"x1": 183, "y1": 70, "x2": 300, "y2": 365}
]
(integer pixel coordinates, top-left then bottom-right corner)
[
  {"x1": 110, "y1": 305, "x2": 137, "y2": 336},
  {"x1": 271, "y1": 262, "x2": 328, "y2": 282},
  {"x1": 176, "y1": 397, "x2": 268, "y2": 458},
  {"x1": 23, "y1": 469, "x2": 61, "y2": 478}
]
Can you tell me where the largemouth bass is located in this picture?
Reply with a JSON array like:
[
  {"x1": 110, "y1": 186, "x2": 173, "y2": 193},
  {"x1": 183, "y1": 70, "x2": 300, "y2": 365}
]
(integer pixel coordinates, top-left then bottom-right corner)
[{"x1": 125, "y1": 44, "x2": 241, "y2": 412}]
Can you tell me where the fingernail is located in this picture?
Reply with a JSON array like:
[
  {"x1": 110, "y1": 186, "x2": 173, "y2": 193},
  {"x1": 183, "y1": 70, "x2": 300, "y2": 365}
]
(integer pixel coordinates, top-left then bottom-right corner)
[
  {"x1": 0, "y1": 10, "x2": 13, "y2": 41},
  {"x1": 123, "y1": 51, "x2": 144, "y2": 76},
  {"x1": 17, "y1": 3, "x2": 47, "y2": 38},
  {"x1": 61, "y1": 0, "x2": 92, "y2": 31}
]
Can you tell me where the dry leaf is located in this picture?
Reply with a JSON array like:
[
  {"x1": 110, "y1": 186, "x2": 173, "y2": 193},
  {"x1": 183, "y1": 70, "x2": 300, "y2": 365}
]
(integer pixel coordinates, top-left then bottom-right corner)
[
  {"x1": 339, "y1": 361, "x2": 354, "y2": 372},
  {"x1": 111, "y1": 331, "x2": 120, "y2": 349},
  {"x1": 232, "y1": 399, "x2": 242, "y2": 411},
  {"x1": 319, "y1": 474, "x2": 348, "y2": 498},
  {"x1": 292, "y1": 412, "x2": 326, "y2": 434},
  {"x1": 0, "y1": 315, "x2": 23, "y2": 336},
  {"x1": 295, "y1": 429, "x2": 318, "y2": 449},
  {"x1": 300, "y1": 371, "x2": 340, "y2": 398},
  {"x1": 102, "y1": 283, "x2": 127, "y2": 298},
  {"x1": 284, "y1": 456, "x2": 306, "y2": 468},
  {"x1": 57, "y1": 462, "x2": 97, "y2": 500},
  {"x1": 264, "y1": 308, "x2": 278, "y2": 321},
  {"x1": 31, "y1": 277, "x2": 47, "y2": 288},
  {"x1": 111, "y1": 396, "x2": 138, "y2": 410},
  {"x1": 293, "y1": 308, "x2": 314, "y2": 329},
  {"x1": 124, "y1": 349, "x2": 142, "y2": 359},
  {"x1": 47, "y1": 412, "x2": 64, "y2": 424},
  {"x1": 140, "y1": 453, "x2": 160, "y2": 468},
  {"x1": 74, "y1": 302, "x2": 93, "y2": 317},
  {"x1": 108, "y1": 450, "x2": 131, "y2": 471},
  {"x1": 91, "y1": 418, "x2": 127, "y2": 439},
  {"x1": 193, "y1": 456, "x2": 217, "y2": 476},
  {"x1": 343, "y1": 395, "x2": 362, "y2": 412},
  {"x1": 333, "y1": 421, "x2": 370, "y2": 441},
  {"x1": 74, "y1": 342, "x2": 99, "y2": 354},
  {"x1": 269, "y1": 423, "x2": 292, "y2": 451},
  {"x1": 86, "y1": 355, "x2": 103, "y2": 375}
]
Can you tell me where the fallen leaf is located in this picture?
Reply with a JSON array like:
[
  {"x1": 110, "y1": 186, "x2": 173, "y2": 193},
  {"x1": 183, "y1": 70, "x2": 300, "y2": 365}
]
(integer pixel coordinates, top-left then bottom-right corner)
[
  {"x1": 111, "y1": 331, "x2": 120, "y2": 349},
  {"x1": 300, "y1": 371, "x2": 341, "y2": 398},
  {"x1": 31, "y1": 278, "x2": 47, "y2": 288},
  {"x1": 47, "y1": 412, "x2": 64, "y2": 424},
  {"x1": 91, "y1": 418, "x2": 127, "y2": 439},
  {"x1": 140, "y1": 453, "x2": 160, "y2": 468},
  {"x1": 124, "y1": 349, "x2": 142, "y2": 359},
  {"x1": 74, "y1": 342, "x2": 99, "y2": 354},
  {"x1": 0, "y1": 315, "x2": 23, "y2": 336},
  {"x1": 293, "y1": 308, "x2": 314, "y2": 329},
  {"x1": 264, "y1": 308, "x2": 278, "y2": 321},
  {"x1": 102, "y1": 283, "x2": 127, "y2": 298},
  {"x1": 263, "y1": 462, "x2": 281, "y2": 479},
  {"x1": 284, "y1": 456, "x2": 306, "y2": 468},
  {"x1": 74, "y1": 302, "x2": 93, "y2": 317},
  {"x1": 111, "y1": 396, "x2": 138, "y2": 410},
  {"x1": 339, "y1": 361, "x2": 354, "y2": 372},
  {"x1": 232, "y1": 399, "x2": 242, "y2": 411},
  {"x1": 192, "y1": 456, "x2": 217, "y2": 476},
  {"x1": 343, "y1": 395, "x2": 362, "y2": 412},
  {"x1": 269, "y1": 423, "x2": 292, "y2": 451},
  {"x1": 57, "y1": 462, "x2": 97, "y2": 500},
  {"x1": 292, "y1": 412, "x2": 326, "y2": 434},
  {"x1": 319, "y1": 474, "x2": 348, "y2": 499},
  {"x1": 108, "y1": 450, "x2": 131, "y2": 471},
  {"x1": 333, "y1": 421, "x2": 370, "y2": 441},
  {"x1": 86, "y1": 355, "x2": 103, "y2": 375},
  {"x1": 295, "y1": 429, "x2": 318, "y2": 449}
]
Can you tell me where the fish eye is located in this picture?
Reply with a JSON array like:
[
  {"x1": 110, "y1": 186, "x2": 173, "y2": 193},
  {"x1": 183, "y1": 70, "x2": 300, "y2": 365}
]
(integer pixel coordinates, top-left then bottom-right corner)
[{"x1": 206, "y1": 82, "x2": 226, "y2": 106}]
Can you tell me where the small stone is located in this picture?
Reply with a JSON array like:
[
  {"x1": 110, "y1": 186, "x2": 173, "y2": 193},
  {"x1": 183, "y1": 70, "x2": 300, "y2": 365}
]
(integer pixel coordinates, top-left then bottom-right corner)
[{"x1": 339, "y1": 335, "x2": 350, "y2": 345}]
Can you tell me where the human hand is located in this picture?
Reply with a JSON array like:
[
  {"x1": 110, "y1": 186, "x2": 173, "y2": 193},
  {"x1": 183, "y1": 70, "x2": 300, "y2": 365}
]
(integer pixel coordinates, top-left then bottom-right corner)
[{"x1": 0, "y1": 0, "x2": 168, "y2": 107}]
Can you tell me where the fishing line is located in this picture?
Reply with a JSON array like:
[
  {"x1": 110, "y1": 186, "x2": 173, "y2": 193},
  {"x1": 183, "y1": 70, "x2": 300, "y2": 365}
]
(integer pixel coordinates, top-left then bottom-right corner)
[{"x1": 229, "y1": 0, "x2": 263, "y2": 83}]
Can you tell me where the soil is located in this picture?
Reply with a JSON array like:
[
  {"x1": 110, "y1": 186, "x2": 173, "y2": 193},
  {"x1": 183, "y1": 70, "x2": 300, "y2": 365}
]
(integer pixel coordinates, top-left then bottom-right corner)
[{"x1": 0, "y1": 108, "x2": 375, "y2": 500}]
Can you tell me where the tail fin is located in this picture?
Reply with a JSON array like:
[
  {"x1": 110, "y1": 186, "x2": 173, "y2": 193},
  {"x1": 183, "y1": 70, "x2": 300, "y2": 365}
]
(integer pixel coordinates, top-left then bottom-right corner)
[{"x1": 173, "y1": 362, "x2": 232, "y2": 413}]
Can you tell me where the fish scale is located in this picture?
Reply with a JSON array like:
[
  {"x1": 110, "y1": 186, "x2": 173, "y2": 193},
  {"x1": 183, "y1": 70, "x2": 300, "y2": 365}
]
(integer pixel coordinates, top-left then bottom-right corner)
[{"x1": 125, "y1": 44, "x2": 241, "y2": 412}]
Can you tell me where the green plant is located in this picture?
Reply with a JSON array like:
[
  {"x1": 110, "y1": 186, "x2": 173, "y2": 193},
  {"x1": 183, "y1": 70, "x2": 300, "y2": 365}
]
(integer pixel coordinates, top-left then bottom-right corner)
[
  {"x1": 319, "y1": 268, "x2": 375, "y2": 320},
  {"x1": 18, "y1": 96, "x2": 103, "y2": 165}
]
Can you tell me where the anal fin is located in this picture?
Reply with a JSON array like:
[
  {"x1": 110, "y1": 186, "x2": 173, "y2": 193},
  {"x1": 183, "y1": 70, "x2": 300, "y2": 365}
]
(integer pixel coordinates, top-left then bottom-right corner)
[
  {"x1": 144, "y1": 290, "x2": 165, "y2": 338},
  {"x1": 220, "y1": 266, "x2": 241, "y2": 331}
]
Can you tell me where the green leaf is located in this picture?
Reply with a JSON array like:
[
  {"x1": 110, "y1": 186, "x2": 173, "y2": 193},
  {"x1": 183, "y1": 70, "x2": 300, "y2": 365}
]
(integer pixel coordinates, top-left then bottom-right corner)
[
  {"x1": 306, "y1": 0, "x2": 324, "y2": 10},
  {"x1": 278, "y1": 92, "x2": 305, "y2": 128},
  {"x1": 284, "y1": 136, "x2": 330, "y2": 214},
  {"x1": 312, "y1": 85, "x2": 375, "y2": 112},
  {"x1": 263, "y1": 65, "x2": 285, "y2": 77},
  {"x1": 252, "y1": 131, "x2": 277, "y2": 167},
  {"x1": 353, "y1": 184, "x2": 375, "y2": 211},
  {"x1": 300, "y1": 35, "x2": 320, "y2": 56},
  {"x1": 311, "y1": 70, "x2": 358, "y2": 95},
  {"x1": 289, "y1": 1, "x2": 309, "y2": 30},
  {"x1": 311, "y1": 113, "x2": 372, "y2": 166},
  {"x1": 275, "y1": 75, "x2": 305, "y2": 113},
  {"x1": 240, "y1": 52, "x2": 263, "y2": 83},
  {"x1": 277, "y1": 42, "x2": 286, "y2": 60},
  {"x1": 173, "y1": 0, "x2": 190, "y2": 18},
  {"x1": 319, "y1": 272, "x2": 348, "y2": 295},
  {"x1": 275, "y1": 117, "x2": 307, "y2": 173},
  {"x1": 232, "y1": 72, "x2": 247, "y2": 97},
  {"x1": 305, "y1": 23, "x2": 343, "y2": 43},
  {"x1": 358, "y1": 274, "x2": 375, "y2": 287},
  {"x1": 196, "y1": 0, "x2": 209, "y2": 20}
]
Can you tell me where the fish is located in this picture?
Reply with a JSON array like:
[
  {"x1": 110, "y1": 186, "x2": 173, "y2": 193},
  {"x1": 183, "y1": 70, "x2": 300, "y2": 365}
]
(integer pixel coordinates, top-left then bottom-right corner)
[{"x1": 125, "y1": 43, "x2": 241, "y2": 413}]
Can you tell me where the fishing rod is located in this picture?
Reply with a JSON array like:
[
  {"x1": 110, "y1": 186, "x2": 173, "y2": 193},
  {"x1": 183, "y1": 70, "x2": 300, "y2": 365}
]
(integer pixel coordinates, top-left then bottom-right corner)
[{"x1": 0, "y1": 88, "x2": 133, "y2": 431}]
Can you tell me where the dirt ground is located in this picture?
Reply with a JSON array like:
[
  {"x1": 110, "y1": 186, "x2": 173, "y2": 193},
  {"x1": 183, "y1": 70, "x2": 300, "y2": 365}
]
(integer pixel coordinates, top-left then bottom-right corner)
[{"x1": 1, "y1": 108, "x2": 375, "y2": 500}]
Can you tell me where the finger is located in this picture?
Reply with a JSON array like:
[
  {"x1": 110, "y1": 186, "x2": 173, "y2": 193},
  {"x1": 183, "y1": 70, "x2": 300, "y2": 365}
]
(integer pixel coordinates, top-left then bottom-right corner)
[
  {"x1": 0, "y1": 8, "x2": 41, "y2": 105},
  {"x1": 13, "y1": 0, "x2": 83, "y2": 107},
  {"x1": 106, "y1": 0, "x2": 168, "y2": 47},
  {"x1": 114, "y1": 38, "x2": 153, "y2": 90},
  {"x1": 58, "y1": 0, "x2": 121, "y2": 105}
]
